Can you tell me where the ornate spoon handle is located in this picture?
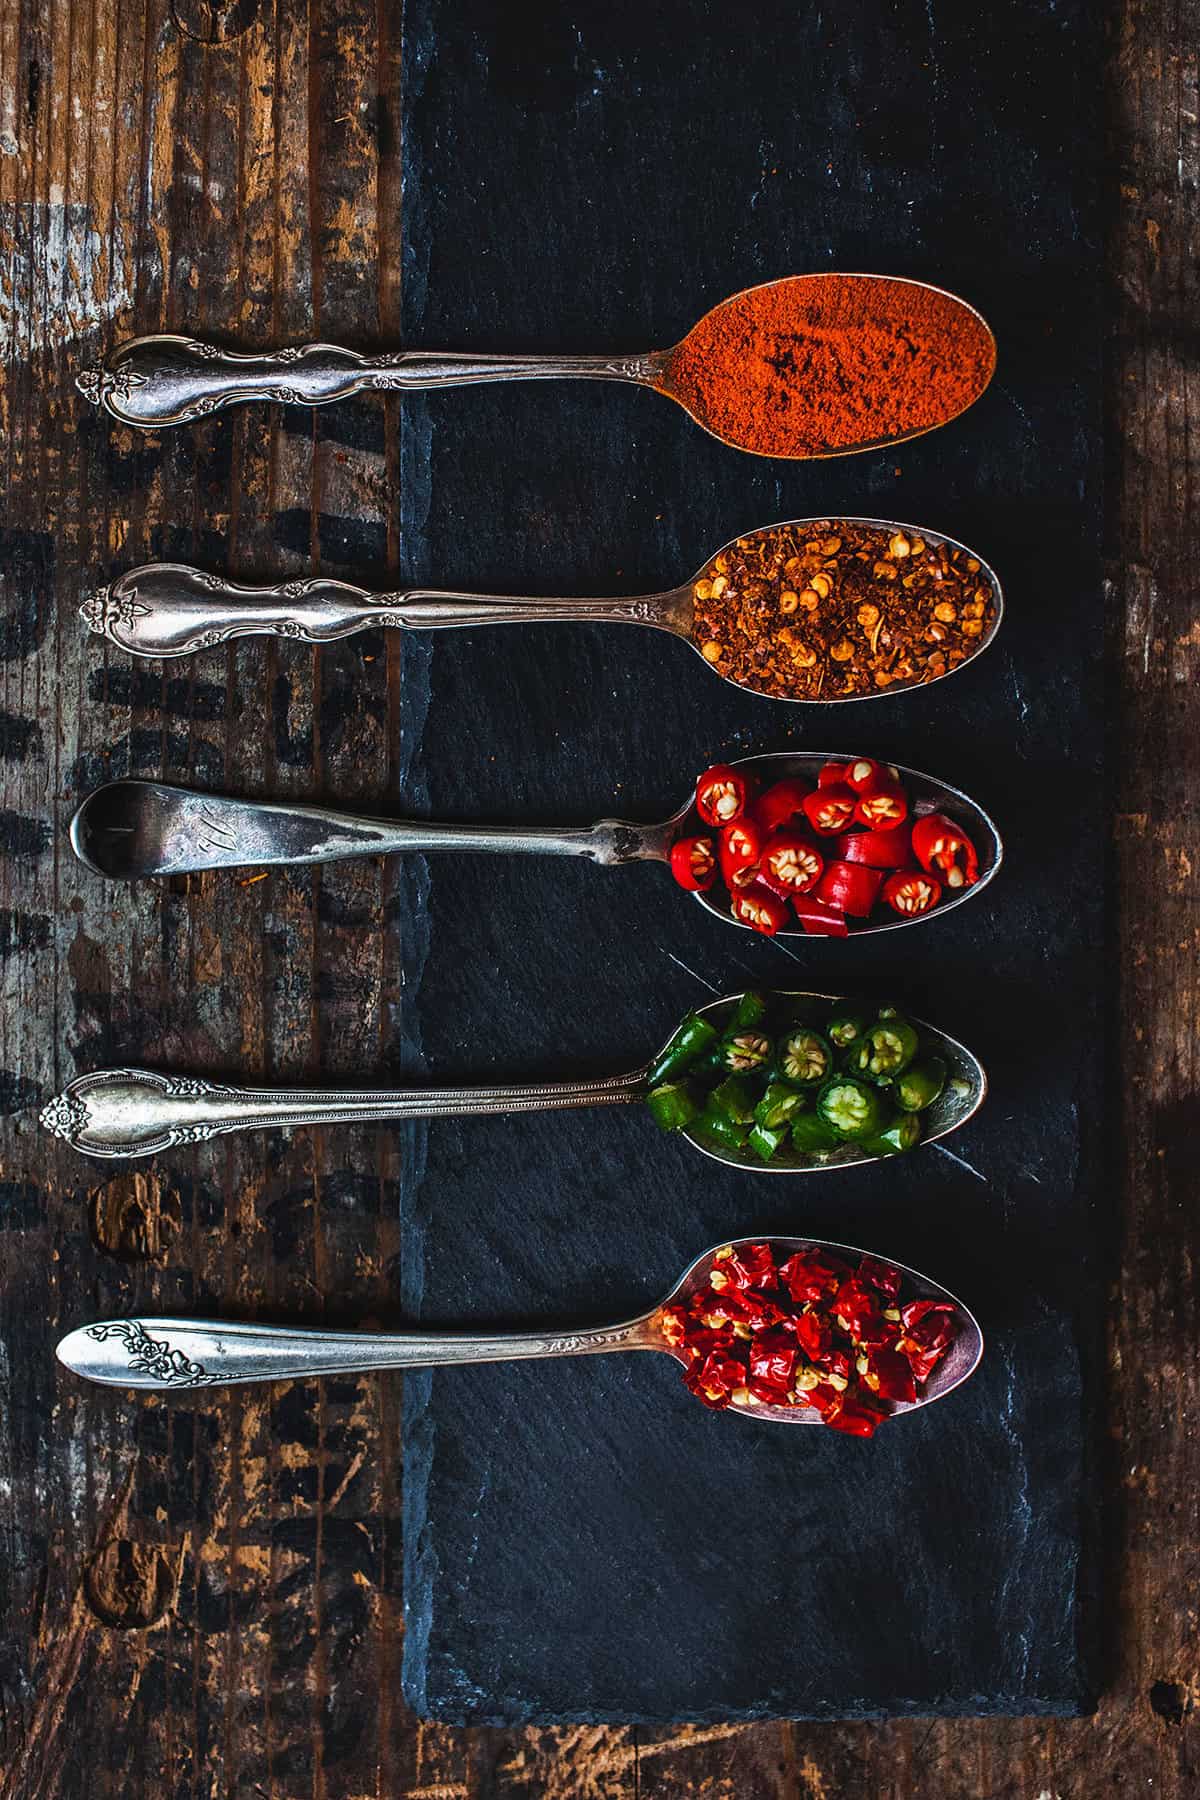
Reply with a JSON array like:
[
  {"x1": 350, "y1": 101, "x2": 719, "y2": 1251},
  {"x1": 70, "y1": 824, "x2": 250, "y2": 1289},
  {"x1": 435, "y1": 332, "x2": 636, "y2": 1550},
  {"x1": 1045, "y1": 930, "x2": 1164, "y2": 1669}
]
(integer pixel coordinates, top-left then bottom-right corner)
[
  {"x1": 40, "y1": 1065, "x2": 649, "y2": 1159},
  {"x1": 81, "y1": 563, "x2": 685, "y2": 659},
  {"x1": 77, "y1": 334, "x2": 665, "y2": 429},
  {"x1": 56, "y1": 1312, "x2": 657, "y2": 1389}
]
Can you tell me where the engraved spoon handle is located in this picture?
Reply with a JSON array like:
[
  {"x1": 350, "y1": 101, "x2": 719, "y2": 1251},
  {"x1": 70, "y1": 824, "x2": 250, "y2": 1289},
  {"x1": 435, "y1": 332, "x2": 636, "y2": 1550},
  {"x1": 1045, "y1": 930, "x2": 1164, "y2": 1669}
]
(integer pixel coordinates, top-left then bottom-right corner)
[
  {"x1": 69, "y1": 781, "x2": 676, "y2": 878},
  {"x1": 77, "y1": 335, "x2": 666, "y2": 429},
  {"x1": 40, "y1": 1065, "x2": 649, "y2": 1159},
  {"x1": 82, "y1": 564, "x2": 686, "y2": 660},
  {"x1": 56, "y1": 1313, "x2": 659, "y2": 1389}
]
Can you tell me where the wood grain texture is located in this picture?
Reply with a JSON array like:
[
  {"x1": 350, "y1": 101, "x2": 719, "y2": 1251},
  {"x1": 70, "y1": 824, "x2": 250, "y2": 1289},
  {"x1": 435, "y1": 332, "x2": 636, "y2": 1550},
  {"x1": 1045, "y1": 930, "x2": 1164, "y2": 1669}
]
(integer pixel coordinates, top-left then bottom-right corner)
[{"x1": 0, "y1": 0, "x2": 1191, "y2": 1792}]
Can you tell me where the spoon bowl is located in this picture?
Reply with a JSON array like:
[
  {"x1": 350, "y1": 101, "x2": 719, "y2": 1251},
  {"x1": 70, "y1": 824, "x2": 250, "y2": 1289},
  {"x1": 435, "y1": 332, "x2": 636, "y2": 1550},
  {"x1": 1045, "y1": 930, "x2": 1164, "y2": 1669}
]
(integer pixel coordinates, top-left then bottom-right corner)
[
  {"x1": 660, "y1": 274, "x2": 997, "y2": 459},
  {"x1": 55, "y1": 1234, "x2": 984, "y2": 1426},
  {"x1": 688, "y1": 750, "x2": 1003, "y2": 938},
  {"x1": 80, "y1": 514, "x2": 1002, "y2": 703},
  {"x1": 673, "y1": 991, "x2": 985, "y2": 1176}
]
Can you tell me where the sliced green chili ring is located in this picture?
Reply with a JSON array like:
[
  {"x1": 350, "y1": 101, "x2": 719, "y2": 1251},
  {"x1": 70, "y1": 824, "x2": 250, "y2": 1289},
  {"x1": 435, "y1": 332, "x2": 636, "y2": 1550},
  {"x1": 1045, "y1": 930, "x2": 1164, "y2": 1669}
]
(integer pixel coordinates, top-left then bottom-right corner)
[
  {"x1": 816, "y1": 1075, "x2": 889, "y2": 1141},
  {"x1": 826, "y1": 1005, "x2": 871, "y2": 1049},
  {"x1": 778, "y1": 1028, "x2": 835, "y2": 1088},
  {"x1": 647, "y1": 1012, "x2": 719, "y2": 1086},
  {"x1": 706, "y1": 1075, "x2": 758, "y2": 1125},
  {"x1": 754, "y1": 1080, "x2": 807, "y2": 1130},
  {"x1": 895, "y1": 1056, "x2": 948, "y2": 1113},
  {"x1": 645, "y1": 1079, "x2": 701, "y2": 1133},
  {"x1": 729, "y1": 990, "x2": 770, "y2": 1032},
  {"x1": 848, "y1": 1018, "x2": 920, "y2": 1083},
  {"x1": 789, "y1": 1112, "x2": 841, "y2": 1156},
  {"x1": 748, "y1": 1120, "x2": 789, "y2": 1162},
  {"x1": 861, "y1": 1112, "x2": 922, "y2": 1156},
  {"x1": 719, "y1": 1030, "x2": 773, "y2": 1075},
  {"x1": 691, "y1": 1107, "x2": 751, "y2": 1152}
]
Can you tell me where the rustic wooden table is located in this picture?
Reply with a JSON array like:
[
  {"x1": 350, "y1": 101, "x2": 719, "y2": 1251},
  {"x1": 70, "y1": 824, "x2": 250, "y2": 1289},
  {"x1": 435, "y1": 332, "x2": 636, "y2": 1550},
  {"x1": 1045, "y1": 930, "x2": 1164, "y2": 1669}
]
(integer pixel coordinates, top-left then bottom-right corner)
[{"x1": 0, "y1": 0, "x2": 1191, "y2": 1793}]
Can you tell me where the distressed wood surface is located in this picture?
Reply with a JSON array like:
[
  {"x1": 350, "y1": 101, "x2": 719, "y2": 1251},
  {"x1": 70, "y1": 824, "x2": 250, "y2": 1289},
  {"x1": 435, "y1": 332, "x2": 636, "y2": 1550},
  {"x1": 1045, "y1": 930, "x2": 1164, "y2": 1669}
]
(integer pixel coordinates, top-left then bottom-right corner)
[{"x1": 0, "y1": 0, "x2": 1192, "y2": 1793}]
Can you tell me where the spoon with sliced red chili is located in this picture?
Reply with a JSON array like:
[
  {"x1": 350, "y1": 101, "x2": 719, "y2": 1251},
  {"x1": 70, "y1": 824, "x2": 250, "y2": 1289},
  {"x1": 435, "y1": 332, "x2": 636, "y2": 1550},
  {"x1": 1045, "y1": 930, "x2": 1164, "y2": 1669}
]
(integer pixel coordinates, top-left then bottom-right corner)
[
  {"x1": 41, "y1": 988, "x2": 986, "y2": 1173},
  {"x1": 81, "y1": 274, "x2": 994, "y2": 458},
  {"x1": 69, "y1": 751, "x2": 1000, "y2": 947},
  {"x1": 55, "y1": 1234, "x2": 983, "y2": 1435},
  {"x1": 79, "y1": 514, "x2": 1002, "y2": 703}
]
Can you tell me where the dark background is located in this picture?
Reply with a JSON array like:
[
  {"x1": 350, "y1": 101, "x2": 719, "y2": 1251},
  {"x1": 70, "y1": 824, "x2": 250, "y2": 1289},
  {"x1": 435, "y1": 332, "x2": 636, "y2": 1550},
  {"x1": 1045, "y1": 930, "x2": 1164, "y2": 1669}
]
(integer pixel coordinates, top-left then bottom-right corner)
[{"x1": 399, "y1": 0, "x2": 1102, "y2": 1723}]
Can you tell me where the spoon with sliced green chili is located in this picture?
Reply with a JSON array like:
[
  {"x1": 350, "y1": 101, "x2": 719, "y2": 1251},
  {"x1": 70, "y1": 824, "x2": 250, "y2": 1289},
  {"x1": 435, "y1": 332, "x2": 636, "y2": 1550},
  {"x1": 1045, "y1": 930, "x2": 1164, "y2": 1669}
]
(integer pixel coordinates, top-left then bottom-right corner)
[{"x1": 40, "y1": 989, "x2": 985, "y2": 1171}]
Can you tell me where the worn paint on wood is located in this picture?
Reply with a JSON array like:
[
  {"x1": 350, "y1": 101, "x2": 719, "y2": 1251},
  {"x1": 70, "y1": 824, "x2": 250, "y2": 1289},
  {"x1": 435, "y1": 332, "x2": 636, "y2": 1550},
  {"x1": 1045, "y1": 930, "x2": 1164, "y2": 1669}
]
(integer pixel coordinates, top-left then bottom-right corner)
[{"x1": 0, "y1": 0, "x2": 1195, "y2": 1792}]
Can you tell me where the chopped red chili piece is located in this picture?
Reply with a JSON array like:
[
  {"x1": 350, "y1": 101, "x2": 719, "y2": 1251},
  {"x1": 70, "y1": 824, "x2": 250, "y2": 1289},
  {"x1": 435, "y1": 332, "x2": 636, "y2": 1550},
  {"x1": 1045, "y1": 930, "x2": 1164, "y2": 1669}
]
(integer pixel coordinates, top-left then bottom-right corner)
[
  {"x1": 778, "y1": 1248, "x2": 850, "y2": 1303},
  {"x1": 861, "y1": 1347, "x2": 918, "y2": 1404},
  {"x1": 910, "y1": 813, "x2": 979, "y2": 889},
  {"x1": 817, "y1": 761, "x2": 850, "y2": 787},
  {"x1": 749, "y1": 1328, "x2": 798, "y2": 1393},
  {"x1": 792, "y1": 1311, "x2": 832, "y2": 1361},
  {"x1": 844, "y1": 757, "x2": 886, "y2": 793},
  {"x1": 857, "y1": 1255, "x2": 903, "y2": 1300},
  {"x1": 801, "y1": 784, "x2": 857, "y2": 835},
  {"x1": 853, "y1": 774, "x2": 909, "y2": 830},
  {"x1": 791, "y1": 894, "x2": 850, "y2": 937},
  {"x1": 760, "y1": 830, "x2": 824, "y2": 895},
  {"x1": 695, "y1": 763, "x2": 751, "y2": 827},
  {"x1": 881, "y1": 868, "x2": 942, "y2": 916},
  {"x1": 709, "y1": 1241, "x2": 776, "y2": 1290},
  {"x1": 824, "y1": 1394, "x2": 889, "y2": 1437},
  {"x1": 730, "y1": 883, "x2": 790, "y2": 936},
  {"x1": 753, "y1": 777, "x2": 811, "y2": 835},
  {"x1": 718, "y1": 817, "x2": 765, "y2": 889},
  {"x1": 669, "y1": 834, "x2": 717, "y2": 891},
  {"x1": 815, "y1": 859, "x2": 884, "y2": 918},
  {"x1": 831, "y1": 823, "x2": 912, "y2": 868}
]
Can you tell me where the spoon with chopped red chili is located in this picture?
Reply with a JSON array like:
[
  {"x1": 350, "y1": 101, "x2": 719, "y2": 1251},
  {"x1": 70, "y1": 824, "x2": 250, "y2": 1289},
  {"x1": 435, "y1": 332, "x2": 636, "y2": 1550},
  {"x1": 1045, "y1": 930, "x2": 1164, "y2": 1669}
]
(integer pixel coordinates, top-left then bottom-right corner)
[
  {"x1": 56, "y1": 1234, "x2": 983, "y2": 1433},
  {"x1": 69, "y1": 752, "x2": 1000, "y2": 948},
  {"x1": 40, "y1": 989, "x2": 986, "y2": 1172},
  {"x1": 80, "y1": 514, "x2": 1002, "y2": 702},
  {"x1": 80, "y1": 275, "x2": 994, "y2": 460}
]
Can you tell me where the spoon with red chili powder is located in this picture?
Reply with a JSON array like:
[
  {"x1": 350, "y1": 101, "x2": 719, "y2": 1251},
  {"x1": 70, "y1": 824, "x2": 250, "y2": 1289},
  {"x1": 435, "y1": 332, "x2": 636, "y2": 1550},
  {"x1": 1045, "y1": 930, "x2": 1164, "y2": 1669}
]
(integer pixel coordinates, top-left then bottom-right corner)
[
  {"x1": 79, "y1": 275, "x2": 995, "y2": 457},
  {"x1": 55, "y1": 1235, "x2": 984, "y2": 1434}
]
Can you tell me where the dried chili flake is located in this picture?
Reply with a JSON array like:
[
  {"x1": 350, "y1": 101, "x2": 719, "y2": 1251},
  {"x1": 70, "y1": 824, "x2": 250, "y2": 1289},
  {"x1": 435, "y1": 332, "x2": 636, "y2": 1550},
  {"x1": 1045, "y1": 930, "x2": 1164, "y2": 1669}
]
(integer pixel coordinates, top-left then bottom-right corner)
[{"x1": 689, "y1": 520, "x2": 997, "y2": 701}]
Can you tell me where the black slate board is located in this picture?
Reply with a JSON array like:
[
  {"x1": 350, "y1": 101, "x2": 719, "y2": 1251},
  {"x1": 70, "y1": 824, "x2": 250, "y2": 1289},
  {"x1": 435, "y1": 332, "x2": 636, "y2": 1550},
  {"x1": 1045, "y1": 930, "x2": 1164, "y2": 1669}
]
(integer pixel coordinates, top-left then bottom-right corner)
[{"x1": 397, "y1": 0, "x2": 1102, "y2": 1722}]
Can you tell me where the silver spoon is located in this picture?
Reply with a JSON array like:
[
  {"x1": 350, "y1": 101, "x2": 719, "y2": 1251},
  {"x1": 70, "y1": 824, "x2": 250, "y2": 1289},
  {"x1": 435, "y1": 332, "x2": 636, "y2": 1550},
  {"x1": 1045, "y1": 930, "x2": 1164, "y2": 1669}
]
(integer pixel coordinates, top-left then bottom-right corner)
[
  {"x1": 68, "y1": 751, "x2": 1002, "y2": 938},
  {"x1": 38, "y1": 988, "x2": 986, "y2": 1166},
  {"x1": 75, "y1": 273, "x2": 995, "y2": 453},
  {"x1": 54, "y1": 1233, "x2": 984, "y2": 1423},
  {"x1": 76, "y1": 513, "x2": 1003, "y2": 703}
]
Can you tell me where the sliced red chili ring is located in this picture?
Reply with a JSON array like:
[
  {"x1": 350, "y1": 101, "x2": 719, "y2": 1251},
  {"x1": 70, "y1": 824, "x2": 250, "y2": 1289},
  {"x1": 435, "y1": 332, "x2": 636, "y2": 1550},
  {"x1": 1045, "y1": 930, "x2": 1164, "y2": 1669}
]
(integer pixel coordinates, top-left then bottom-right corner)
[
  {"x1": 910, "y1": 813, "x2": 980, "y2": 889},
  {"x1": 817, "y1": 761, "x2": 850, "y2": 787},
  {"x1": 881, "y1": 867, "x2": 942, "y2": 916},
  {"x1": 815, "y1": 859, "x2": 884, "y2": 918},
  {"x1": 695, "y1": 763, "x2": 751, "y2": 827},
  {"x1": 801, "y1": 783, "x2": 857, "y2": 835},
  {"x1": 669, "y1": 834, "x2": 717, "y2": 891},
  {"x1": 729, "y1": 882, "x2": 790, "y2": 936},
  {"x1": 831, "y1": 823, "x2": 912, "y2": 868},
  {"x1": 853, "y1": 775, "x2": 909, "y2": 831},
  {"x1": 760, "y1": 830, "x2": 824, "y2": 895},
  {"x1": 718, "y1": 817, "x2": 764, "y2": 889},
  {"x1": 844, "y1": 757, "x2": 885, "y2": 793},
  {"x1": 752, "y1": 777, "x2": 811, "y2": 836},
  {"x1": 791, "y1": 894, "x2": 849, "y2": 937}
]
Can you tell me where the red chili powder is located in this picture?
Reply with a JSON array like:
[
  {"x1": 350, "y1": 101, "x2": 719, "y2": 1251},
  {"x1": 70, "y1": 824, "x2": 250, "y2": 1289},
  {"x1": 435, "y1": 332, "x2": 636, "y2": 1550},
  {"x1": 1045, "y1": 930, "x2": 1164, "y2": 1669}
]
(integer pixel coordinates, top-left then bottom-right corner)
[{"x1": 662, "y1": 274, "x2": 995, "y2": 459}]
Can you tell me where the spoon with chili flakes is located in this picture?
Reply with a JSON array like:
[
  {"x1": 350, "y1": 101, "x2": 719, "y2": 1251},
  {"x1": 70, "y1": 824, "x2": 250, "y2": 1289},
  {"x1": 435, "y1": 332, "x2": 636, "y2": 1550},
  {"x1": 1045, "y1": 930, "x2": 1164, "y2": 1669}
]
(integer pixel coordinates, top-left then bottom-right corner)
[
  {"x1": 56, "y1": 1235, "x2": 983, "y2": 1435},
  {"x1": 69, "y1": 752, "x2": 999, "y2": 947},
  {"x1": 79, "y1": 273, "x2": 994, "y2": 457},
  {"x1": 41, "y1": 988, "x2": 985, "y2": 1171},
  {"x1": 79, "y1": 515, "x2": 1002, "y2": 704}
]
